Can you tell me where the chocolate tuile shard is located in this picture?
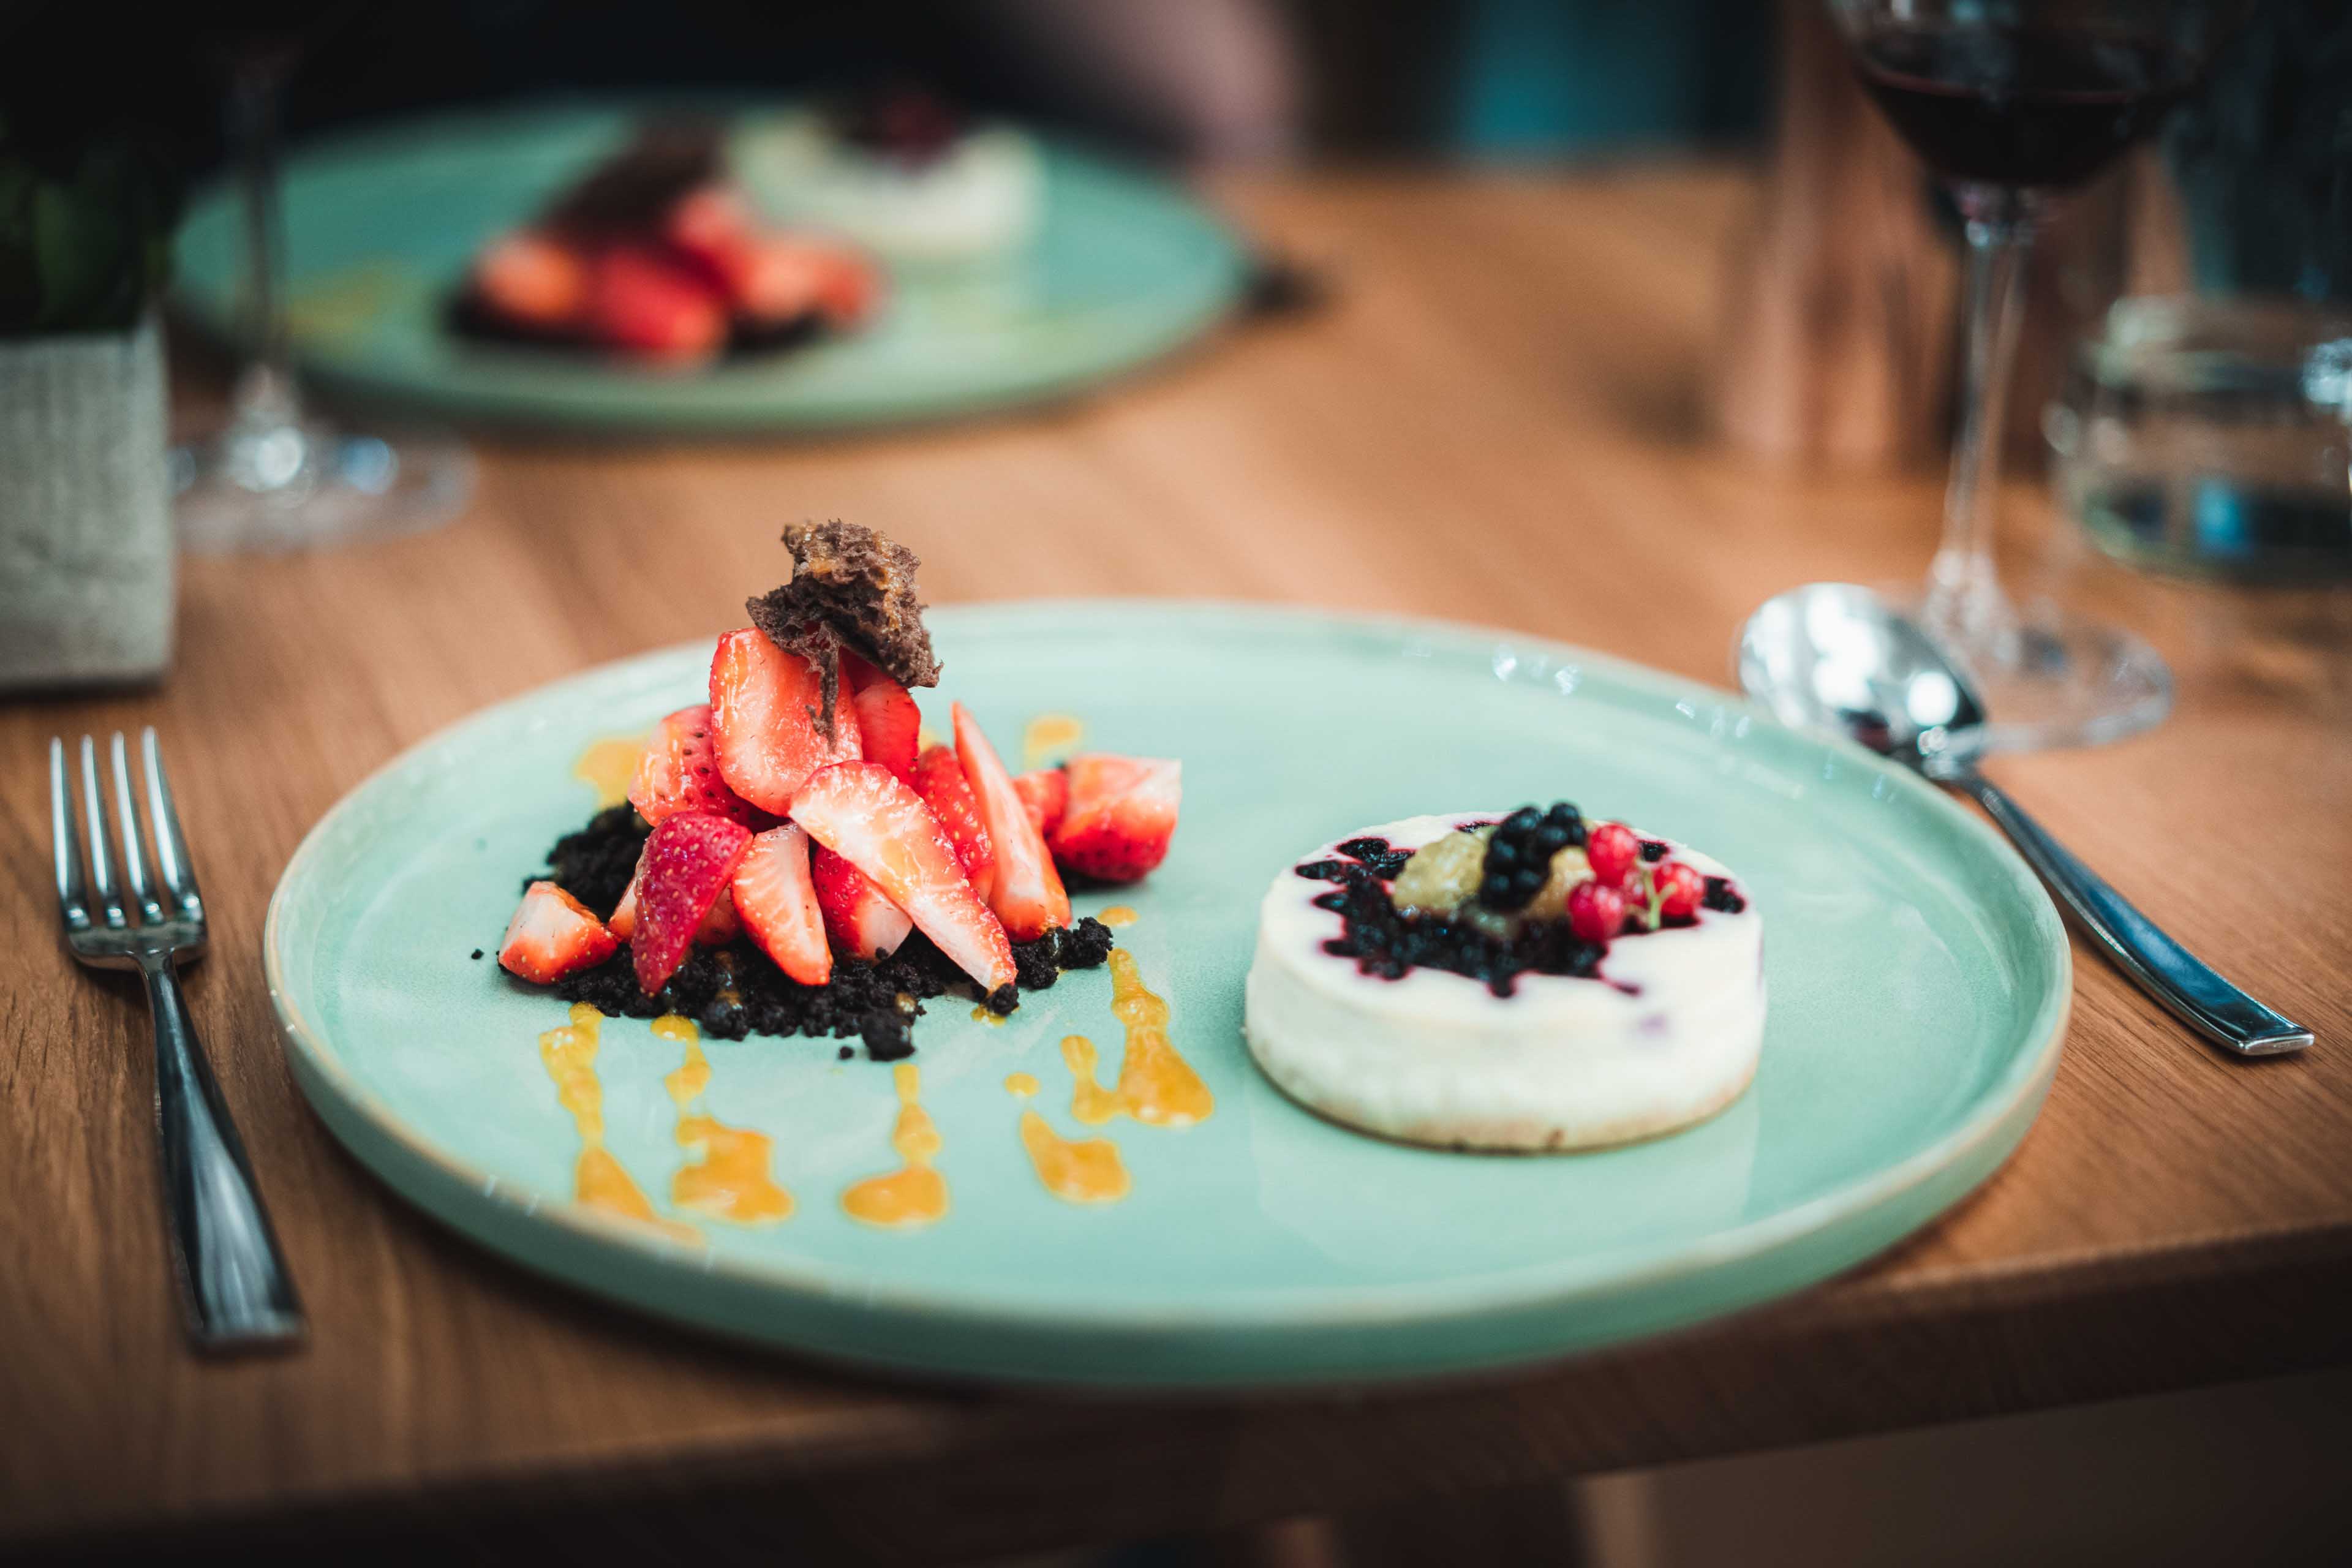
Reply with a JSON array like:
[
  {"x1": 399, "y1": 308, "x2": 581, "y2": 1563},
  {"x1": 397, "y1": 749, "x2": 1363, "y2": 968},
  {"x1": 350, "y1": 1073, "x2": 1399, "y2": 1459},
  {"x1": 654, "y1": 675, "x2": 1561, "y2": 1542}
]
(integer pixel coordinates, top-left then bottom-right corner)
[{"x1": 748, "y1": 520, "x2": 942, "y2": 731}]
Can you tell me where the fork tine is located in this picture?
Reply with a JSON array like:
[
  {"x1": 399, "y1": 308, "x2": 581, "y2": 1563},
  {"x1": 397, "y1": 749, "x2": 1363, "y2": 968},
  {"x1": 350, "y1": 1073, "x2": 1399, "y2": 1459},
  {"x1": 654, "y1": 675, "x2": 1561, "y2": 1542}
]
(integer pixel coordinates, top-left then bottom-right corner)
[
  {"x1": 109, "y1": 732, "x2": 165, "y2": 925},
  {"x1": 141, "y1": 728, "x2": 203, "y2": 919},
  {"x1": 79, "y1": 736, "x2": 127, "y2": 930},
  {"x1": 51, "y1": 738, "x2": 91, "y2": 932}
]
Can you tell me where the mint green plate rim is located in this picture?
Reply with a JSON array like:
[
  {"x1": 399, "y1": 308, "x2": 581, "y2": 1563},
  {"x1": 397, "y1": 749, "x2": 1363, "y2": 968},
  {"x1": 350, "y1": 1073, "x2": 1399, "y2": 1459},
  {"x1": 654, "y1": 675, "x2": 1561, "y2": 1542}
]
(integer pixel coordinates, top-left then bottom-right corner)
[
  {"x1": 263, "y1": 601, "x2": 2070, "y2": 1389},
  {"x1": 172, "y1": 100, "x2": 1251, "y2": 435}
]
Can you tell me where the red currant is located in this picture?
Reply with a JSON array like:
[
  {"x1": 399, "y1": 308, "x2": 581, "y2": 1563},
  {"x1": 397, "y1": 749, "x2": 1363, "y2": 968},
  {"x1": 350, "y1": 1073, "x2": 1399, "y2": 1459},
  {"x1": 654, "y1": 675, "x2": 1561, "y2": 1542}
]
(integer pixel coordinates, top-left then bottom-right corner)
[
  {"x1": 1566, "y1": 878, "x2": 1626, "y2": 943},
  {"x1": 1585, "y1": 822, "x2": 1640, "y2": 889},
  {"x1": 1653, "y1": 859, "x2": 1704, "y2": 919}
]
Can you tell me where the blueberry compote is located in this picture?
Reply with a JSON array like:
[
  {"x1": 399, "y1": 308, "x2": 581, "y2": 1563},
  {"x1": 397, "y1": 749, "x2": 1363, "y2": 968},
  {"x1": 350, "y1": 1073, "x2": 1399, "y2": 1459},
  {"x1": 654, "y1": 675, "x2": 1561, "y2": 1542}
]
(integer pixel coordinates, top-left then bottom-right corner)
[
  {"x1": 1296, "y1": 823, "x2": 1742, "y2": 998},
  {"x1": 517, "y1": 805, "x2": 1114, "y2": 1060},
  {"x1": 1297, "y1": 831, "x2": 1605, "y2": 998}
]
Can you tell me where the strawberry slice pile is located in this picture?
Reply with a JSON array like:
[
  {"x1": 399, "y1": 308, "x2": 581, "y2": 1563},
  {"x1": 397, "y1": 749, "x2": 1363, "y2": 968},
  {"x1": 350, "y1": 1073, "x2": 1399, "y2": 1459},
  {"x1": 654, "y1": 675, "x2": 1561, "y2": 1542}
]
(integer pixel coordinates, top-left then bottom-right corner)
[
  {"x1": 460, "y1": 173, "x2": 881, "y2": 369},
  {"x1": 498, "y1": 619, "x2": 1183, "y2": 1055}
]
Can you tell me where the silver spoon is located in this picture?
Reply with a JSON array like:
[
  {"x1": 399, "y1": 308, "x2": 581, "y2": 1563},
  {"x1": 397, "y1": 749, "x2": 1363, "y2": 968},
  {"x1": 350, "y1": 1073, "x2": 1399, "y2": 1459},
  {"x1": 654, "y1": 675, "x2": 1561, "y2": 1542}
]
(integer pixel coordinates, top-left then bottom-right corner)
[{"x1": 1738, "y1": 582, "x2": 2311, "y2": 1057}]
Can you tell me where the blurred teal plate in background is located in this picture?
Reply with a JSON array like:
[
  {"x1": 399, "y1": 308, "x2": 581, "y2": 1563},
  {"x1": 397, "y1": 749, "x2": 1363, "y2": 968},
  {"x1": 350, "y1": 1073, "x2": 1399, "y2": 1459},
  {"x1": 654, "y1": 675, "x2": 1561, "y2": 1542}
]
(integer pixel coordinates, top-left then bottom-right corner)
[
  {"x1": 265, "y1": 603, "x2": 2070, "y2": 1388},
  {"x1": 175, "y1": 102, "x2": 1250, "y2": 434}
]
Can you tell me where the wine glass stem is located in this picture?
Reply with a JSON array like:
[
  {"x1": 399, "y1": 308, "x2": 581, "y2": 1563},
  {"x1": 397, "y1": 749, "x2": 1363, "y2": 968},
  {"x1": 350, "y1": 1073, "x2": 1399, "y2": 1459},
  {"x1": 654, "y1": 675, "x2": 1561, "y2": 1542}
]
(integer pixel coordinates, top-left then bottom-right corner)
[
  {"x1": 228, "y1": 51, "x2": 300, "y2": 431},
  {"x1": 1929, "y1": 188, "x2": 2035, "y2": 640}
]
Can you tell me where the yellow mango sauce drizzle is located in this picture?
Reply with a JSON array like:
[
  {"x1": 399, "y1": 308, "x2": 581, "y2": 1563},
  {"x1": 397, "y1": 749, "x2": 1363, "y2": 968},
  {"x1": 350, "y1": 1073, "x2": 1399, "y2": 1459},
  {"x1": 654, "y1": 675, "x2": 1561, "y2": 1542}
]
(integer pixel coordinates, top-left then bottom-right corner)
[
  {"x1": 1020, "y1": 713, "x2": 1085, "y2": 771},
  {"x1": 1005, "y1": 1076, "x2": 1129, "y2": 1204},
  {"x1": 840, "y1": 1064, "x2": 949, "y2": 1227},
  {"x1": 1061, "y1": 949, "x2": 1214, "y2": 1128},
  {"x1": 969, "y1": 1005, "x2": 1009, "y2": 1026},
  {"x1": 655, "y1": 1016, "x2": 793, "y2": 1226},
  {"x1": 573, "y1": 736, "x2": 646, "y2": 809},
  {"x1": 1096, "y1": 906, "x2": 1139, "y2": 928},
  {"x1": 538, "y1": 1003, "x2": 693, "y2": 1240}
]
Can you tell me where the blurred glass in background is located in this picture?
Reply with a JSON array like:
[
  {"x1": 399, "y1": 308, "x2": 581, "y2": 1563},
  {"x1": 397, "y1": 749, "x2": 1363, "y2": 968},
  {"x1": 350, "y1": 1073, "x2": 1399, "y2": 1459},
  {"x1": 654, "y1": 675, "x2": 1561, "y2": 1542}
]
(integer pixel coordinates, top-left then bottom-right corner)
[{"x1": 2049, "y1": 0, "x2": 2352, "y2": 582}]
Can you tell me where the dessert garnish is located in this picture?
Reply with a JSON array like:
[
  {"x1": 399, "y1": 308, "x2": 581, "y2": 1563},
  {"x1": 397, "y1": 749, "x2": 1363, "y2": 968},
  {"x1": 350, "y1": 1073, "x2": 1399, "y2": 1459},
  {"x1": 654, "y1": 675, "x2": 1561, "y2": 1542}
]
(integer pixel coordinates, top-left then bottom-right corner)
[
  {"x1": 748, "y1": 519, "x2": 942, "y2": 729},
  {"x1": 1305, "y1": 802, "x2": 1741, "y2": 997},
  {"x1": 496, "y1": 524, "x2": 1180, "y2": 1060}
]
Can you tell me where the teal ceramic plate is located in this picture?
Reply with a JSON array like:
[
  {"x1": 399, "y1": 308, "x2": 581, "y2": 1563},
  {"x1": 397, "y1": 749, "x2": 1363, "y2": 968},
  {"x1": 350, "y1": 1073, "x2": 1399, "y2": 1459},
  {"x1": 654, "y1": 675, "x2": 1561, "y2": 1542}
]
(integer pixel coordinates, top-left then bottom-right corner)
[
  {"x1": 266, "y1": 603, "x2": 2069, "y2": 1388},
  {"x1": 174, "y1": 102, "x2": 1249, "y2": 433}
]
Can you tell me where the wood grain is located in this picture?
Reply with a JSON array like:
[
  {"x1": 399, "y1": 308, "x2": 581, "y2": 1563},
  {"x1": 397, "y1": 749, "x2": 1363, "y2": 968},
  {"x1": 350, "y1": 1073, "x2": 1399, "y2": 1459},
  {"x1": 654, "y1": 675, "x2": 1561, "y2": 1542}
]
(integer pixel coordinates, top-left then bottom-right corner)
[{"x1": 3, "y1": 165, "x2": 2349, "y2": 1564}]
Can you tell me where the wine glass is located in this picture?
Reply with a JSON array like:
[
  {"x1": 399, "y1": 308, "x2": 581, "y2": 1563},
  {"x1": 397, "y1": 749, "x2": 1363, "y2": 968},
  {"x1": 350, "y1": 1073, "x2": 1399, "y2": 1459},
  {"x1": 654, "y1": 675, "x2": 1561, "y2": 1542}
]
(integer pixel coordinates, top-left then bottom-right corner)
[
  {"x1": 174, "y1": 33, "x2": 472, "y2": 554},
  {"x1": 1825, "y1": 0, "x2": 2246, "y2": 751}
]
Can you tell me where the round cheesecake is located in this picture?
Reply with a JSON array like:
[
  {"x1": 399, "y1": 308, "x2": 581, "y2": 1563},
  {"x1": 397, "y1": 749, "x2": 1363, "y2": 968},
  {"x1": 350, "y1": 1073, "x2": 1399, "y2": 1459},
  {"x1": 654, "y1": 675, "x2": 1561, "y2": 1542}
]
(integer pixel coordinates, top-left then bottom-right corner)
[
  {"x1": 735, "y1": 112, "x2": 1043, "y2": 265},
  {"x1": 1243, "y1": 814, "x2": 1765, "y2": 1152}
]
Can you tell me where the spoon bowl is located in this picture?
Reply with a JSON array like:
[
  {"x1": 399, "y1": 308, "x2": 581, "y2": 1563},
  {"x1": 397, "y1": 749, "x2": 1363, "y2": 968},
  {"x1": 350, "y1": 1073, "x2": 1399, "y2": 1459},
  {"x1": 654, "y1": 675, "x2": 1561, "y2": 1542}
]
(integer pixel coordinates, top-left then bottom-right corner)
[
  {"x1": 1736, "y1": 582, "x2": 2310, "y2": 1057},
  {"x1": 1736, "y1": 583, "x2": 1988, "y2": 774}
]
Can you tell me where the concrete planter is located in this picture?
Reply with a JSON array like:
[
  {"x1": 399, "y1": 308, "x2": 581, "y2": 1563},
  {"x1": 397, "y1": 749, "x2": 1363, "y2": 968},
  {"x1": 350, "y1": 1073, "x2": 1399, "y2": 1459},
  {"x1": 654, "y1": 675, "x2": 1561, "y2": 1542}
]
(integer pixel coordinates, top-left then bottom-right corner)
[{"x1": 0, "y1": 314, "x2": 174, "y2": 691}]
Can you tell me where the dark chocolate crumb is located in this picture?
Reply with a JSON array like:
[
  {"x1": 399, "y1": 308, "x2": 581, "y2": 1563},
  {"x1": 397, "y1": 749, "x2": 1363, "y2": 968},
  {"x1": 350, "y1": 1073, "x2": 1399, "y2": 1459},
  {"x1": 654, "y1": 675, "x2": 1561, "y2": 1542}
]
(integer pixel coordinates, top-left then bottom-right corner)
[
  {"x1": 470, "y1": 949, "x2": 484, "y2": 960},
  {"x1": 747, "y1": 520, "x2": 941, "y2": 731},
  {"x1": 838, "y1": 1045, "x2": 854, "y2": 1060}
]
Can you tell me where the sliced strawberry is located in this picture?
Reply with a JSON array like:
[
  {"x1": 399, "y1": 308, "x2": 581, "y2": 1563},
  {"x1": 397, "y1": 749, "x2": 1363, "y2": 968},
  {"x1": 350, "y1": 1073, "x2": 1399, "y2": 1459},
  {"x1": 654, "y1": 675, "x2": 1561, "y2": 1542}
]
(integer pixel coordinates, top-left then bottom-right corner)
[
  {"x1": 1047, "y1": 754, "x2": 1181, "y2": 883},
  {"x1": 698, "y1": 885, "x2": 740, "y2": 944},
  {"x1": 733, "y1": 824, "x2": 832, "y2": 986},
  {"x1": 629, "y1": 704, "x2": 769, "y2": 827},
  {"x1": 790, "y1": 762, "x2": 1016, "y2": 991},
  {"x1": 660, "y1": 186, "x2": 759, "y2": 295},
  {"x1": 810, "y1": 843, "x2": 914, "y2": 961},
  {"x1": 609, "y1": 850, "x2": 739, "y2": 945},
  {"x1": 499, "y1": 881, "x2": 617, "y2": 984},
  {"x1": 473, "y1": 231, "x2": 589, "y2": 330},
  {"x1": 709, "y1": 628, "x2": 862, "y2": 815},
  {"x1": 720, "y1": 232, "x2": 879, "y2": 329},
  {"x1": 809, "y1": 243, "x2": 883, "y2": 329},
  {"x1": 842, "y1": 649, "x2": 921, "y2": 786},
  {"x1": 586, "y1": 245, "x2": 728, "y2": 365},
  {"x1": 1012, "y1": 767, "x2": 1068, "y2": 839},
  {"x1": 630, "y1": 813, "x2": 753, "y2": 995},
  {"x1": 953, "y1": 704, "x2": 1069, "y2": 941},
  {"x1": 910, "y1": 742, "x2": 995, "y2": 903}
]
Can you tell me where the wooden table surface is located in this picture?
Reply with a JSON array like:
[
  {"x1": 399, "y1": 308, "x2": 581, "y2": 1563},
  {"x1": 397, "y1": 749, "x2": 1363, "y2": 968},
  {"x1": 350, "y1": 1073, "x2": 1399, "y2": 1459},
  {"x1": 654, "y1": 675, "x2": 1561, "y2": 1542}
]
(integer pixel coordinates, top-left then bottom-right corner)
[{"x1": 4, "y1": 165, "x2": 2349, "y2": 1564}]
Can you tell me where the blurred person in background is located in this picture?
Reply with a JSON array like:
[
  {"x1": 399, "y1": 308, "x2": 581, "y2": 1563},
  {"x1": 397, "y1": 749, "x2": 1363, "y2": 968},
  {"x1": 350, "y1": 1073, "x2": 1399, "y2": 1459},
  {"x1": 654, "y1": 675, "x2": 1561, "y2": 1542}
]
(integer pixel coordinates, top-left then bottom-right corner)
[{"x1": 4, "y1": 0, "x2": 1770, "y2": 186}]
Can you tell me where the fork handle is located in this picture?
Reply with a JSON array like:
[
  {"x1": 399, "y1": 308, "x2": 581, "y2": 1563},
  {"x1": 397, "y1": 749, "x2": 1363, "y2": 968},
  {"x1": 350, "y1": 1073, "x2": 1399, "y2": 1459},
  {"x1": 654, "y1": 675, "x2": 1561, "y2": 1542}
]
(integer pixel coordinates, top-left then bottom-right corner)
[
  {"x1": 1949, "y1": 769, "x2": 2314, "y2": 1058},
  {"x1": 140, "y1": 959, "x2": 306, "y2": 1351}
]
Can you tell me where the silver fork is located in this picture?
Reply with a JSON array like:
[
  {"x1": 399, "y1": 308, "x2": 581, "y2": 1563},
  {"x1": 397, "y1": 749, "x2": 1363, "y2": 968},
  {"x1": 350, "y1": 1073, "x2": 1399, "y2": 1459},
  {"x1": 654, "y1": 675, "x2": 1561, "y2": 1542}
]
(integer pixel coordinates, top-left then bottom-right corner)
[{"x1": 50, "y1": 728, "x2": 304, "y2": 1352}]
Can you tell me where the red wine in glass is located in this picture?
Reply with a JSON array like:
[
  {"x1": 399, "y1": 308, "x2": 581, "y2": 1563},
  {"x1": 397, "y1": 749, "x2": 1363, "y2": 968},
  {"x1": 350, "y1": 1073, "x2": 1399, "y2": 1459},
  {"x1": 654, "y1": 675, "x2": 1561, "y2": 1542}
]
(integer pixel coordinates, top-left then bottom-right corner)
[
  {"x1": 1853, "y1": 25, "x2": 2199, "y2": 189},
  {"x1": 1817, "y1": 0, "x2": 2247, "y2": 752}
]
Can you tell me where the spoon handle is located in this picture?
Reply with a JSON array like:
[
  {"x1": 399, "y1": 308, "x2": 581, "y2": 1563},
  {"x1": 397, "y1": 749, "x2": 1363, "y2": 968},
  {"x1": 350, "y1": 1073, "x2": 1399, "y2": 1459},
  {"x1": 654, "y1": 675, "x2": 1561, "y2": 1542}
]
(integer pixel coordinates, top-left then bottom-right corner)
[{"x1": 1951, "y1": 771, "x2": 2312, "y2": 1057}]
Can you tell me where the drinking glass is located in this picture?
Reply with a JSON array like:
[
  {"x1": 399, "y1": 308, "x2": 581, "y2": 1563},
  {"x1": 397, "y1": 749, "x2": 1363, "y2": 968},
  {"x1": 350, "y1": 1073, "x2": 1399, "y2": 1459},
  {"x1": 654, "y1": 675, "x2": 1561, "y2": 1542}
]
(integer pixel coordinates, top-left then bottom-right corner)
[
  {"x1": 174, "y1": 43, "x2": 472, "y2": 554},
  {"x1": 1826, "y1": 0, "x2": 2249, "y2": 749}
]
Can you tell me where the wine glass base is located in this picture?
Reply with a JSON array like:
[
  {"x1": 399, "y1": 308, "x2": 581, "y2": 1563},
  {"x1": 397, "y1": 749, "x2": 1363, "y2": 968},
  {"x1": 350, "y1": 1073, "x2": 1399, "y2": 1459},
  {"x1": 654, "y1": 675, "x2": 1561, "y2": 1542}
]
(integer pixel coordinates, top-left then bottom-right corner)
[
  {"x1": 174, "y1": 420, "x2": 474, "y2": 555},
  {"x1": 1891, "y1": 587, "x2": 2172, "y2": 755}
]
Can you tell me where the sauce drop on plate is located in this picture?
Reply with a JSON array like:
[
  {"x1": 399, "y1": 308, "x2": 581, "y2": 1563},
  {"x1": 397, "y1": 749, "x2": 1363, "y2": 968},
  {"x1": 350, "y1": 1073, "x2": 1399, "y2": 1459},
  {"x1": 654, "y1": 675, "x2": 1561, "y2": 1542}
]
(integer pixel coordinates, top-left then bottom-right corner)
[
  {"x1": 537, "y1": 1003, "x2": 693, "y2": 1240},
  {"x1": 573, "y1": 736, "x2": 645, "y2": 810},
  {"x1": 1020, "y1": 713, "x2": 1085, "y2": 771},
  {"x1": 1098, "y1": 906, "x2": 1138, "y2": 928},
  {"x1": 1061, "y1": 950, "x2": 1213, "y2": 1128},
  {"x1": 841, "y1": 1064, "x2": 949, "y2": 1227},
  {"x1": 1006, "y1": 1072, "x2": 1129, "y2": 1204},
  {"x1": 656, "y1": 1015, "x2": 793, "y2": 1226}
]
